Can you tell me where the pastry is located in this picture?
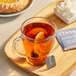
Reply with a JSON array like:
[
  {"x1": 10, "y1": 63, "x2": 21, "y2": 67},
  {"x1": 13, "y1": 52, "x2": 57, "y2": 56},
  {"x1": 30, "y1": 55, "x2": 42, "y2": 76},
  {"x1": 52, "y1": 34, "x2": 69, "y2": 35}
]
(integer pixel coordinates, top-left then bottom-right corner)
[{"x1": 0, "y1": 0, "x2": 29, "y2": 13}]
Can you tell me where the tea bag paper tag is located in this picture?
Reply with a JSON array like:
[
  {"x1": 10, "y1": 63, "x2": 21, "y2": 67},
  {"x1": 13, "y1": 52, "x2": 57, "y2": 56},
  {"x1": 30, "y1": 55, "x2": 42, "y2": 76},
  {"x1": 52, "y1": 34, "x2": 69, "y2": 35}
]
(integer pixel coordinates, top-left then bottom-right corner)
[{"x1": 45, "y1": 55, "x2": 56, "y2": 69}]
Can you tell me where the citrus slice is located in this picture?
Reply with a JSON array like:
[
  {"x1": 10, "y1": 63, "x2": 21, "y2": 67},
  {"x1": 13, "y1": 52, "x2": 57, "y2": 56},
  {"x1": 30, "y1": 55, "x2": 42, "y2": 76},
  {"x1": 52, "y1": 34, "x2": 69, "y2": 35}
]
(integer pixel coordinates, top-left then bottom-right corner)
[
  {"x1": 30, "y1": 32, "x2": 45, "y2": 58},
  {"x1": 33, "y1": 32, "x2": 46, "y2": 57}
]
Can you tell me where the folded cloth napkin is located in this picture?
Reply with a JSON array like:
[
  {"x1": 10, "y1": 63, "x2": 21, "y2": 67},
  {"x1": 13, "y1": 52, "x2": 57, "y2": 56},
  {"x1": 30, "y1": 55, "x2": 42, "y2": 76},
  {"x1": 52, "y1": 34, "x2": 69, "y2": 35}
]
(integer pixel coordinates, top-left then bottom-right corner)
[{"x1": 56, "y1": 28, "x2": 76, "y2": 50}]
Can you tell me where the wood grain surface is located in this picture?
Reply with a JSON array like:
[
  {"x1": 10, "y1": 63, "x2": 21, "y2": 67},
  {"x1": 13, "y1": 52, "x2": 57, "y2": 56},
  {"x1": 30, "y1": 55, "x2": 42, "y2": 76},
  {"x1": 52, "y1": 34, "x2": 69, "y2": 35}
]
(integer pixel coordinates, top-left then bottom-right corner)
[{"x1": 4, "y1": 0, "x2": 76, "y2": 76}]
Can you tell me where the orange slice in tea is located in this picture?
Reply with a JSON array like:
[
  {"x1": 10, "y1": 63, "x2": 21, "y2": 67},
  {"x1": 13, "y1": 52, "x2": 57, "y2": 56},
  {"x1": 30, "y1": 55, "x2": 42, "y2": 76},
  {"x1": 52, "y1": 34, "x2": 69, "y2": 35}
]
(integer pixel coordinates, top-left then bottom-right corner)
[
  {"x1": 33, "y1": 32, "x2": 49, "y2": 57},
  {"x1": 31, "y1": 32, "x2": 45, "y2": 58}
]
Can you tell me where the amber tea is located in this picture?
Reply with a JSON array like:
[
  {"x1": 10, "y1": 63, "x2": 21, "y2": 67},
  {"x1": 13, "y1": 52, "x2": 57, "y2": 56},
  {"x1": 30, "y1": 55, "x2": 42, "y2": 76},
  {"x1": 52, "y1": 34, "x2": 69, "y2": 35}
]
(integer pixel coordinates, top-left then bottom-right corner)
[{"x1": 22, "y1": 22, "x2": 55, "y2": 65}]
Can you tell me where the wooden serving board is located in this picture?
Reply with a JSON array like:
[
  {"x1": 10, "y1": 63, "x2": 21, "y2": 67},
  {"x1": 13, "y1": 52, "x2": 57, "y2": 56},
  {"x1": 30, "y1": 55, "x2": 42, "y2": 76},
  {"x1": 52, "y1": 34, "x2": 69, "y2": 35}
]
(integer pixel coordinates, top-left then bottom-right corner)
[{"x1": 5, "y1": 0, "x2": 76, "y2": 76}]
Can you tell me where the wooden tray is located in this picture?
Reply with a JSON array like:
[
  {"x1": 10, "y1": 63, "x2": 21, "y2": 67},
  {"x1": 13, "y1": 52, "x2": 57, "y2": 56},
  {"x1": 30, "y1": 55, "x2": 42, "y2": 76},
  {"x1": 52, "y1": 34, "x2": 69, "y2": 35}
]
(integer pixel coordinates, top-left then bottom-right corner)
[{"x1": 4, "y1": 0, "x2": 76, "y2": 76}]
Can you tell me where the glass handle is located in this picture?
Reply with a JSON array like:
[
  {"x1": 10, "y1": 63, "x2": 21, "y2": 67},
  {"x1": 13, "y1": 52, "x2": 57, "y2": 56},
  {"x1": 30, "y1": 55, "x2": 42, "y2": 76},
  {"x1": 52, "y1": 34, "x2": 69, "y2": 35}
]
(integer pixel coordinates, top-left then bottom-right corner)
[{"x1": 13, "y1": 36, "x2": 28, "y2": 59}]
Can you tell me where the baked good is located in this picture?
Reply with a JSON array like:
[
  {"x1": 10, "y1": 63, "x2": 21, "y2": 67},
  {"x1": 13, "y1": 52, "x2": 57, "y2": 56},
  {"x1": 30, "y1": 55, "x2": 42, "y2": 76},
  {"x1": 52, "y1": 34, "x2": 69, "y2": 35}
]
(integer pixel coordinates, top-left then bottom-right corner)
[{"x1": 0, "y1": 0, "x2": 29, "y2": 13}]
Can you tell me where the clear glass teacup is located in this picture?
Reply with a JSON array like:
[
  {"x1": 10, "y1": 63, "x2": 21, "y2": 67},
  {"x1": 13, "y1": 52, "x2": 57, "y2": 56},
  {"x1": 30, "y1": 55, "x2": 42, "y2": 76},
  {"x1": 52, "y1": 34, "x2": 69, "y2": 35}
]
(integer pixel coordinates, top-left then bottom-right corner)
[{"x1": 13, "y1": 17, "x2": 56, "y2": 66}]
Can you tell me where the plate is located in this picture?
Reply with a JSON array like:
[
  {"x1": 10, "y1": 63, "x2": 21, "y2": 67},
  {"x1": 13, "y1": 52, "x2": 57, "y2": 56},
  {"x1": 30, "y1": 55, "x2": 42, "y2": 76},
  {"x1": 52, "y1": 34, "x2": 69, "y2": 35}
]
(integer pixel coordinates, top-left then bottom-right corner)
[{"x1": 0, "y1": 0, "x2": 33, "y2": 17}]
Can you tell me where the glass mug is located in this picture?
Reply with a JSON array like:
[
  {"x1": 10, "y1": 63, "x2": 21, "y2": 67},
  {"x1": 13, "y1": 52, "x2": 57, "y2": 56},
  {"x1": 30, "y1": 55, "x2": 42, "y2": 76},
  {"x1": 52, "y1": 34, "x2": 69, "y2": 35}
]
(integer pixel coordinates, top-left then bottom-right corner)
[{"x1": 13, "y1": 17, "x2": 56, "y2": 66}]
